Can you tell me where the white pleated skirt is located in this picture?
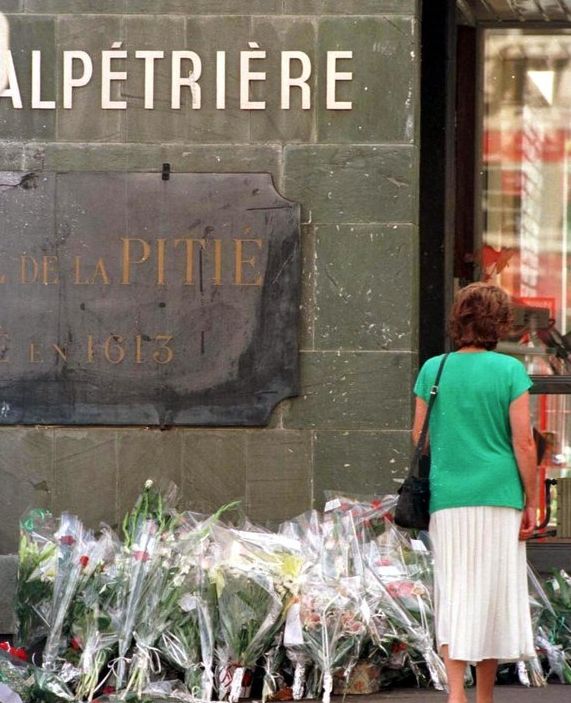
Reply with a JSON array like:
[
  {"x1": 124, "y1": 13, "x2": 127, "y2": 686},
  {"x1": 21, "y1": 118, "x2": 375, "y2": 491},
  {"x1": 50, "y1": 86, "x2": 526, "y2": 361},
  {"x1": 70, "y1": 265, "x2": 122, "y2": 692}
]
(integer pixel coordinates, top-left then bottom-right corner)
[{"x1": 429, "y1": 506, "x2": 535, "y2": 663}]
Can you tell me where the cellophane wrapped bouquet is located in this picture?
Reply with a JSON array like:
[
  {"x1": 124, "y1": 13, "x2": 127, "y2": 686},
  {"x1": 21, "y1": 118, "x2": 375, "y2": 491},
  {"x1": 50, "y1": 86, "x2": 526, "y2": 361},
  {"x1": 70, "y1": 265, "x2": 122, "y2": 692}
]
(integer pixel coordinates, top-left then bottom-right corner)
[{"x1": 5, "y1": 483, "x2": 571, "y2": 703}]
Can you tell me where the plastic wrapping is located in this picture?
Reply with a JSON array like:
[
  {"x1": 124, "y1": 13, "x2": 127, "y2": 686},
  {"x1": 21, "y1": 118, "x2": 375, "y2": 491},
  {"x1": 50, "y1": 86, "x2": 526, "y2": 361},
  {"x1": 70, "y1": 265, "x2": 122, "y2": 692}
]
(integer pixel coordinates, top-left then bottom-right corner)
[
  {"x1": 121, "y1": 480, "x2": 179, "y2": 548},
  {"x1": 363, "y1": 532, "x2": 447, "y2": 691},
  {"x1": 528, "y1": 566, "x2": 571, "y2": 684},
  {"x1": 159, "y1": 592, "x2": 215, "y2": 700},
  {"x1": 113, "y1": 519, "x2": 159, "y2": 690},
  {"x1": 285, "y1": 578, "x2": 366, "y2": 703},
  {"x1": 43, "y1": 515, "x2": 91, "y2": 671},
  {"x1": 0, "y1": 649, "x2": 75, "y2": 703},
  {"x1": 16, "y1": 509, "x2": 58, "y2": 647},
  {"x1": 13, "y1": 484, "x2": 571, "y2": 702},
  {"x1": 213, "y1": 556, "x2": 284, "y2": 701}
]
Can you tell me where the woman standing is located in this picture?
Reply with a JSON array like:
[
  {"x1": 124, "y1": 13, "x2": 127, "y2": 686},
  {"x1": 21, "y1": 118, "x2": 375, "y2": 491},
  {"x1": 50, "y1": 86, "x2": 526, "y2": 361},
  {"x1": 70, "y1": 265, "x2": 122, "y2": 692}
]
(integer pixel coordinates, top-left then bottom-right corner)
[{"x1": 412, "y1": 283, "x2": 537, "y2": 703}]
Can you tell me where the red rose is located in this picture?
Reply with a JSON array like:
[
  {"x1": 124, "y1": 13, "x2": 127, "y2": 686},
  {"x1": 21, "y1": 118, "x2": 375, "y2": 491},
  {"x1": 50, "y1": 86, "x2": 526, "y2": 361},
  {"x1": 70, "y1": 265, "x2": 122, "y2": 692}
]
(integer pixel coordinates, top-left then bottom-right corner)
[
  {"x1": 79, "y1": 555, "x2": 89, "y2": 568},
  {"x1": 0, "y1": 642, "x2": 27, "y2": 660}
]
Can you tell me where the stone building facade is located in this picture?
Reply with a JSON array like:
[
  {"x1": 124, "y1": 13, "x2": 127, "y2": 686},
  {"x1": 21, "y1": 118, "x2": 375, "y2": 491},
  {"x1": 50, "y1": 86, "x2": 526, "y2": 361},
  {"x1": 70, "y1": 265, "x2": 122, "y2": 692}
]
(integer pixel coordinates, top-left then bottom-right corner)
[{"x1": 0, "y1": 0, "x2": 419, "y2": 556}]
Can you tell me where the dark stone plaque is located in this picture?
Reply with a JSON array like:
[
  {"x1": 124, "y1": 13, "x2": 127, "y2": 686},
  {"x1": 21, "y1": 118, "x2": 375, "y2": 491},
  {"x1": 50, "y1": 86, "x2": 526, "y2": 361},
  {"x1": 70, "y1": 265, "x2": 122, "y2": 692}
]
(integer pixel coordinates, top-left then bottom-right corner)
[{"x1": 0, "y1": 172, "x2": 300, "y2": 425}]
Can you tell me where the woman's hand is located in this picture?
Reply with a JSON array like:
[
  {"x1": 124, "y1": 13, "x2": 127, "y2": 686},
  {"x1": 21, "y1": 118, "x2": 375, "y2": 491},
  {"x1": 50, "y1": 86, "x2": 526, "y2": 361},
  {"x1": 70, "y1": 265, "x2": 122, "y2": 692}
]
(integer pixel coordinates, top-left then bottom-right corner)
[{"x1": 519, "y1": 505, "x2": 536, "y2": 541}]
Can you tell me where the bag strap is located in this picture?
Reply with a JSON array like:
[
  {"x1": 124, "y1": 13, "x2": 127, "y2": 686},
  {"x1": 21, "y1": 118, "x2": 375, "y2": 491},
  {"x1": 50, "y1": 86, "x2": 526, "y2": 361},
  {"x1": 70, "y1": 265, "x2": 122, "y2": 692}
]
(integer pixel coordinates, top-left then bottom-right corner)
[{"x1": 411, "y1": 352, "x2": 450, "y2": 477}]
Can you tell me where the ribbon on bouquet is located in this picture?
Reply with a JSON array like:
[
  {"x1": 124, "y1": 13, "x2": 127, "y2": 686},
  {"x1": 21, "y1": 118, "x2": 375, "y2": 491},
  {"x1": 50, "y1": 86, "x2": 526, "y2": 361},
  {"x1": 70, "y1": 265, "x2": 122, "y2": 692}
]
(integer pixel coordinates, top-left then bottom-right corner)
[
  {"x1": 229, "y1": 666, "x2": 245, "y2": 703},
  {"x1": 322, "y1": 671, "x2": 333, "y2": 703},
  {"x1": 292, "y1": 662, "x2": 306, "y2": 700}
]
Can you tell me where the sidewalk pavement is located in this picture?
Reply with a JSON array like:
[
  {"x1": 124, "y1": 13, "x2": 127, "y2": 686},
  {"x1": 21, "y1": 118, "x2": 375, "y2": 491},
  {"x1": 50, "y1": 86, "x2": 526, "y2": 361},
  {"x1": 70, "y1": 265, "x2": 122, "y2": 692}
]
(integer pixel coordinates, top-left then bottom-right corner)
[{"x1": 336, "y1": 685, "x2": 566, "y2": 701}]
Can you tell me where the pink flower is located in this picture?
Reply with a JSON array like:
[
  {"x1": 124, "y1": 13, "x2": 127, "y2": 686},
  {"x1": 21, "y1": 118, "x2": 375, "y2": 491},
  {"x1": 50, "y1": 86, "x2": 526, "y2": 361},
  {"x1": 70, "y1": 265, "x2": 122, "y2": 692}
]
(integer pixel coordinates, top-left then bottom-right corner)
[
  {"x1": 133, "y1": 550, "x2": 150, "y2": 562},
  {"x1": 386, "y1": 581, "x2": 415, "y2": 599}
]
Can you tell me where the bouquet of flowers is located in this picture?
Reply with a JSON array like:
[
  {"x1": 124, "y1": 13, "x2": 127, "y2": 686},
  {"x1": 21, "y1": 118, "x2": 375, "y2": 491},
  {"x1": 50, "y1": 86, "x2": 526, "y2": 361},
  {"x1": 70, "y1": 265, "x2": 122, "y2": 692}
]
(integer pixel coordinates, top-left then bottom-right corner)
[
  {"x1": 12, "y1": 482, "x2": 571, "y2": 703},
  {"x1": 212, "y1": 526, "x2": 294, "y2": 702},
  {"x1": 0, "y1": 648, "x2": 75, "y2": 703},
  {"x1": 322, "y1": 492, "x2": 399, "y2": 546},
  {"x1": 43, "y1": 515, "x2": 113, "y2": 674},
  {"x1": 222, "y1": 528, "x2": 306, "y2": 702},
  {"x1": 160, "y1": 594, "x2": 215, "y2": 699},
  {"x1": 362, "y1": 525, "x2": 447, "y2": 691},
  {"x1": 111, "y1": 480, "x2": 181, "y2": 692},
  {"x1": 129, "y1": 518, "x2": 215, "y2": 699},
  {"x1": 528, "y1": 566, "x2": 571, "y2": 684},
  {"x1": 111, "y1": 519, "x2": 159, "y2": 691},
  {"x1": 286, "y1": 577, "x2": 367, "y2": 703},
  {"x1": 71, "y1": 528, "x2": 122, "y2": 701},
  {"x1": 16, "y1": 508, "x2": 58, "y2": 647}
]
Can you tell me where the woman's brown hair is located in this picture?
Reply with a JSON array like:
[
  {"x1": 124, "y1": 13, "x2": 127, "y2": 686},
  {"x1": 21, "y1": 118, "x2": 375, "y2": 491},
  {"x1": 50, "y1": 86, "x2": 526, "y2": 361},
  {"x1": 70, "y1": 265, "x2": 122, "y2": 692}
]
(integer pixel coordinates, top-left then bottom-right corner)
[{"x1": 449, "y1": 283, "x2": 513, "y2": 351}]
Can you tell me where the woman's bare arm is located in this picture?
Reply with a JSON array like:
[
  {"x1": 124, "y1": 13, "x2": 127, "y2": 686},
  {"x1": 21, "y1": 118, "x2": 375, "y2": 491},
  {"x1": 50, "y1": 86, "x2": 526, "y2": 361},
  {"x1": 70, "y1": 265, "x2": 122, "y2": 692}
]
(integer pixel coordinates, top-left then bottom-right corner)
[
  {"x1": 509, "y1": 391, "x2": 537, "y2": 505},
  {"x1": 509, "y1": 391, "x2": 538, "y2": 539},
  {"x1": 412, "y1": 396, "x2": 428, "y2": 449}
]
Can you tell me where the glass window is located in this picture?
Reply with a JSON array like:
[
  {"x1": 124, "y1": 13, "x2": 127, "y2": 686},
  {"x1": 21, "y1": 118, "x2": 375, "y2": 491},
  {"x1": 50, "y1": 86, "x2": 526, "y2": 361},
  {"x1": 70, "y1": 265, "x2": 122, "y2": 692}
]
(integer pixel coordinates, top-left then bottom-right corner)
[
  {"x1": 482, "y1": 30, "x2": 571, "y2": 535},
  {"x1": 482, "y1": 30, "x2": 571, "y2": 376}
]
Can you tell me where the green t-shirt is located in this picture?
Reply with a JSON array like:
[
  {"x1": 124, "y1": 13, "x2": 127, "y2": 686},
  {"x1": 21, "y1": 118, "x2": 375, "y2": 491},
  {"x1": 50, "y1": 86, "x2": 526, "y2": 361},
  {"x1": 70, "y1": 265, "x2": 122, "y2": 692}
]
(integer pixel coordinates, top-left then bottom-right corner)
[{"x1": 413, "y1": 351, "x2": 532, "y2": 514}]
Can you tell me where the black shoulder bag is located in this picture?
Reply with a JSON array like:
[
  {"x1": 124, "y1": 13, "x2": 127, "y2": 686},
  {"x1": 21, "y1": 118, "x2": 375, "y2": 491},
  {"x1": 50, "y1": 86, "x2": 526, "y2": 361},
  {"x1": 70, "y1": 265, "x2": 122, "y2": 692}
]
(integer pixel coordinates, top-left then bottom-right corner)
[{"x1": 394, "y1": 353, "x2": 450, "y2": 530}]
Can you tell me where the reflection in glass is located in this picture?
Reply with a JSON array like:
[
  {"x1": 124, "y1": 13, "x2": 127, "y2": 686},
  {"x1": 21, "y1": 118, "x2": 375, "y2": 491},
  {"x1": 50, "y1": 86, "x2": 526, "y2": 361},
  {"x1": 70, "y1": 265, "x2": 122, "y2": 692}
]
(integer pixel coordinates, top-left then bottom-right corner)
[{"x1": 482, "y1": 31, "x2": 571, "y2": 531}]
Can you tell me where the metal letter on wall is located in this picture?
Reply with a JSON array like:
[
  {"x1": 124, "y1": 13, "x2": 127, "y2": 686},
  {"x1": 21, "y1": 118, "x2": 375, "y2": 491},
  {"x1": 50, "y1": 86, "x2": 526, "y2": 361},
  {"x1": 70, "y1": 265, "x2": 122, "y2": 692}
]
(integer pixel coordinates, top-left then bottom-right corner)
[{"x1": 0, "y1": 172, "x2": 300, "y2": 425}]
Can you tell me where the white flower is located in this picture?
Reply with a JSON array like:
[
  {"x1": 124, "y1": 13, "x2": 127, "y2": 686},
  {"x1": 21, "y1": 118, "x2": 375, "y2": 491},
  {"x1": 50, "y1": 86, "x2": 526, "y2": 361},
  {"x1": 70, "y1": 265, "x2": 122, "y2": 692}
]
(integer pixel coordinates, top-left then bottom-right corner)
[
  {"x1": 179, "y1": 593, "x2": 197, "y2": 612},
  {"x1": 145, "y1": 479, "x2": 154, "y2": 489}
]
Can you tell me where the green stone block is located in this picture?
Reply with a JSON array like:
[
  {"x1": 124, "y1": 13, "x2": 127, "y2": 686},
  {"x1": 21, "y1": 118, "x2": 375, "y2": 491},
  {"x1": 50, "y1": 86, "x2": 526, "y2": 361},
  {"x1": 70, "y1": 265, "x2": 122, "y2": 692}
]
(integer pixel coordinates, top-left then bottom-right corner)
[
  {"x1": 245, "y1": 430, "x2": 312, "y2": 522},
  {"x1": 23, "y1": 143, "x2": 282, "y2": 175},
  {"x1": 0, "y1": 1, "x2": 22, "y2": 12},
  {"x1": 53, "y1": 429, "x2": 118, "y2": 529},
  {"x1": 24, "y1": 0, "x2": 125, "y2": 11},
  {"x1": 0, "y1": 16, "x2": 56, "y2": 140},
  {"x1": 282, "y1": 351, "x2": 413, "y2": 430},
  {"x1": 246, "y1": 479, "x2": 312, "y2": 524},
  {"x1": 313, "y1": 430, "x2": 410, "y2": 507},
  {"x1": 250, "y1": 17, "x2": 317, "y2": 144},
  {"x1": 284, "y1": 145, "x2": 415, "y2": 223},
  {"x1": 0, "y1": 142, "x2": 25, "y2": 169},
  {"x1": 283, "y1": 0, "x2": 417, "y2": 13},
  {"x1": 246, "y1": 430, "x2": 312, "y2": 482},
  {"x1": 314, "y1": 224, "x2": 415, "y2": 350},
  {"x1": 317, "y1": 17, "x2": 418, "y2": 144},
  {"x1": 0, "y1": 555, "x2": 17, "y2": 633},
  {"x1": 300, "y1": 224, "x2": 316, "y2": 351},
  {"x1": 0, "y1": 428, "x2": 53, "y2": 553},
  {"x1": 56, "y1": 16, "x2": 125, "y2": 143},
  {"x1": 182, "y1": 431, "x2": 246, "y2": 514},
  {"x1": 117, "y1": 429, "x2": 183, "y2": 520},
  {"x1": 185, "y1": 16, "x2": 251, "y2": 144},
  {"x1": 124, "y1": 16, "x2": 187, "y2": 144},
  {"x1": 126, "y1": 0, "x2": 281, "y2": 13}
]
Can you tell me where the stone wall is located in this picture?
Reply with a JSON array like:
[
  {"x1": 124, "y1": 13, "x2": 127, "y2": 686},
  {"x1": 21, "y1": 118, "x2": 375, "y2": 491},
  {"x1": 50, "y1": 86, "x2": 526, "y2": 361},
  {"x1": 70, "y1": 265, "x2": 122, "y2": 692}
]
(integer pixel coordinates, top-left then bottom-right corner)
[{"x1": 0, "y1": 0, "x2": 420, "y2": 553}]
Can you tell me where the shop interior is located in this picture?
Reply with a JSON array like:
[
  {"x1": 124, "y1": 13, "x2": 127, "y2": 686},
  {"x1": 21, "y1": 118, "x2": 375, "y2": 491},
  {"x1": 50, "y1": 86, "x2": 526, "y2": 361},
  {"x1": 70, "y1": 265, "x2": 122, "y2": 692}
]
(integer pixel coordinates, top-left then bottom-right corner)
[{"x1": 422, "y1": 1, "x2": 571, "y2": 565}]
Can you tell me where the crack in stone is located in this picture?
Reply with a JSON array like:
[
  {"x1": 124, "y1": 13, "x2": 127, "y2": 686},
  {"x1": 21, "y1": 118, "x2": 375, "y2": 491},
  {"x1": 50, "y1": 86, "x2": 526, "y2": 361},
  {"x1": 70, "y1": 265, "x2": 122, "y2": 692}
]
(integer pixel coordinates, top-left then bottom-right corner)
[{"x1": 0, "y1": 172, "x2": 37, "y2": 192}]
